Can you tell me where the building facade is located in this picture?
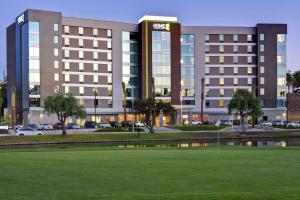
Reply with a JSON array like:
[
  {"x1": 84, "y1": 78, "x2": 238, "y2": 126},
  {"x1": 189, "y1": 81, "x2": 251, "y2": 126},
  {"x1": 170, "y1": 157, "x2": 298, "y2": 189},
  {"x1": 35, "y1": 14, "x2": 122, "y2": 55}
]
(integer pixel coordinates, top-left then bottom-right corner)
[{"x1": 7, "y1": 9, "x2": 288, "y2": 125}]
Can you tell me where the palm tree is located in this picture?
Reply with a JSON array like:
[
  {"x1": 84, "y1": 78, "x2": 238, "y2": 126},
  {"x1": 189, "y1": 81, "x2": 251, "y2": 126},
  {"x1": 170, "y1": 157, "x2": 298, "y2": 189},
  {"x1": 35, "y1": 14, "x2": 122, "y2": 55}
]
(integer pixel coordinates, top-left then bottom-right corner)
[{"x1": 286, "y1": 70, "x2": 294, "y2": 93}]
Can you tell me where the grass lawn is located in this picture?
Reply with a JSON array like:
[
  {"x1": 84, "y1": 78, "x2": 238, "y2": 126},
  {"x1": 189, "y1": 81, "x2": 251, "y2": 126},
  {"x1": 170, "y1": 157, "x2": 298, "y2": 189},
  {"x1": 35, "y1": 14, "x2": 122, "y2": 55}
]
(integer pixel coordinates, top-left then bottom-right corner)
[
  {"x1": 175, "y1": 125, "x2": 226, "y2": 131},
  {"x1": 0, "y1": 147, "x2": 300, "y2": 200}
]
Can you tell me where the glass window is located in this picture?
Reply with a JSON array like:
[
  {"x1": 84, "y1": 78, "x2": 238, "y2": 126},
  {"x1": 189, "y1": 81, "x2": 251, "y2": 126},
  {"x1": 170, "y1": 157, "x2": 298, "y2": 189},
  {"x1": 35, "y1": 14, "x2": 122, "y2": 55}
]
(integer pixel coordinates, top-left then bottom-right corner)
[
  {"x1": 79, "y1": 74, "x2": 84, "y2": 83},
  {"x1": 248, "y1": 78, "x2": 252, "y2": 85},
  {"x1": 54, "y1": 36, "x2": 59, "y2": 44},
  {"x1": 79, "y1": 62, "x2": 84, "y2": 71},
  {"x1": 122, "y1": 31, "x2": 130, "y2": 40},
  {"x1": 277, "y1": 55, "x2": 285, "y2": 64},
  {"x1": 79, "y1": 51, "x2": 84, "y2": 59},
  {"x1": 220, "y1": 88, "x2": 224, "y2": 96},
  {"x1": 93, "y1": 63, "x2": 98, "y2": 72},
  {"x1": 29, "y1": 22, "x2": 39, "y2": 33},
  {"x1": 79, "y1": 27, "x2": 84, "y2": 35},
  {"x1": 54, "y1": 60, "x2": 59, "y2": 69},
  {"x1": 54, "y1": 24, "x2": 59, "y2": 32},
  {"x1": 65, "y1": 86, "x2": 69, "y2": 94},
  {"x1": 29, "y1": 47, "x2": 39, "y2": 57},
  {"x1": 107, "y1": 52, "x2": 112, "y2": 60},
  {"x1": 79, "y1": 87, "x2": 84, "y2": 95},
  {"x1": 219, "y1": 34, "x2": 224, "y2": 42},
  {"x1": 54, "y1": 48, "x2": 58, "y2": 56},
  {"x1": 219, "y1": 77, "x2": 224, "y2": 85},
  {"x1": 205, "y1": 56, "x2": 210, "y2": 64},
  {"x1": 219, "y1": 100, "x2": 225, "y2": 108},
  {"x1": 219, "y1": 45, "x2": 224, "y2": 53},
  {"x1": 108, "y1": 76, "x2": 112, "y2": 84},
  {"x1": 247, "y1": 35, "x2": 252, "y2": 42},
  {"x1": 205, "y1": 78, "x2": 210, "y2": 85},
  {"x1": 260, "y1": 33, "x2": 264, "y2": 41},
  {"x1": 181, "y1": 34, "x2": 195, "y2": 43},
  {"x1": 93, "y1": 28, "x2": 98, "y2": 36},
  {"x1": 260, "y1": 44, "x2": 264, "y2": 52},
  {"x1": 29, "y1": 34, "x2": 39, "y2": 45},
  {"x1": 277, "y1": 67, "x2": 286, "y2": 76},
  {"x1": 79, "y1": 39, "x2": 83, "y2": 47},
  {"x1": 234, "y1": 78, "x2": 238, "y2": 85},
  {"x1": 64, "y1": 62, "x2": 69, "y2": 70},
  {"x1": 234, "y1": 67, "x2": 238, "y2": 74},
  {"x1": 233, "y1": 56, "x2": 238, "y2": 64},
  {"x1": 277, "y1": 34, "x2": 286, "y2": 43},
  {"x1": 107, "y1": 41, "x2": 112, "y2": 49},
  {"x1": 247, "y1": 46, "x2": 252, "y2": 53},
  {"x1": 233, "y1": 45, "x2": 238, "y2": 53},
  {"x1": 260, "y1": 56, "x2": 265, "y2": 63},
  {"x1": 29, "y1": 60, "x2": 39, "y2": 70},
  {"x1": 278, "y1": 78, "x2": 286, "y2": 86},
  {"x1": 54, "y1": 73, "x2": 59, "y2": 81},
  {"x1": 93, "y1": 75, "x2": 98, "y2": 83},
  {"x1": 64, "y1": 26, "x2": 69, "y2": 33},
  {"x1": 64, "y1": 37, "x2": 69, "y2": 45},
  {"x1": 204, "y1": 34, "x2": 209, "y2": 42},
  {"x1": 205, "y1": 67, "x2": 210, "y2": 75},
  {"x1": 64, "y1": 74, "x2": 70, "y2": 82},
  {"x1": 247, "y1": 67, "x2": 252, "y2": 74},
  {"x1": 233, "y1": 34, "x2": 238, "y2": 42},
  {"x1": 247, "y1": 56, "x2": 252, "y2": 64},
  {"x1": 107, "y1": 64, "x2": 112, "y2": 72},
  {"x1": 220, "y1": 67, "x2": 224, "y2": 74},
  {"x1": 219, "y1": 56, "x2": 224, "y2": 64},
  {"x1": 205, "y1": 45, "x2": 209, "y2": 53},
  {"x1": 93, "y1": 40, "x2": 98, "y2": 48},
  {"x1": 260, "y1": 66, "x2": 265, "y2": 74},
  {"x1": 260, "y1": 77, "x2": 265, "y2": 85},
  {"x1": 107, "y1": 29, "x2": 112, "y2": 37},
  {"x1": 260, "y1": 88, "x2": 265, "y2": 95}
]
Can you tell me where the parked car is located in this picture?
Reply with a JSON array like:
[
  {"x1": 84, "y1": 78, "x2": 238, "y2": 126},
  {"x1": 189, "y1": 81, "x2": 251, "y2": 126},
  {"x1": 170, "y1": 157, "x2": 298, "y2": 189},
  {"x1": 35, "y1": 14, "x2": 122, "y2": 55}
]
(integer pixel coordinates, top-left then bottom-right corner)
[
  {"x1": 84, "y1": 121, "x2": 97, "y2": 128},
  {"x1": 220, "y1": 120, "x2": 232, "y2": 126},
  {"x1": 66, "y1": 123, "x2": 80, "y2": 129},
  {"x1": 273, "y1": 120, "x2": 284, "y2": 126},
  {"x1": 52, "y1": 122, "x2": 63, "y2": 130},
  {"x1": 135, "y1": 121, "x2": 145, "y2": 127},
  {"x1": 110, "y1": 121, "x2": 121, "y2": 128},
  {"x1": 39, "y1": 123, "x2": 54, "y2": 130},
  {"x1": 28, "y1": 123, "x2": 38, "y2": 129},
  {"x1": 286, "y1": 122, "x2": 300, "y2": 128},
  {"x1": 260, "y1": 121, "x2": 272, "y2": 126},
  {"x1": 283, "y1": 121, "x2": 291, "y2": 127},
  {"x1": 14, "y1": 127, "x2": 43, "y2": 136},
  {"x1": 98, "y1": 122, "x2": 111, "y2": 128},
  {"x1": 191, "y1": 120, "x2": 203, "y2": 125}
]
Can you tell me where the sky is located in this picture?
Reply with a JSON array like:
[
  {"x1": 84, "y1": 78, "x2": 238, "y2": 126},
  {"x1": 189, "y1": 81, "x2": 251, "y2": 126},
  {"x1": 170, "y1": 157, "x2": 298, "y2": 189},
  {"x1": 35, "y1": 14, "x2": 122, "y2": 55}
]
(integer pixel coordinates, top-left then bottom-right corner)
[{"x1": 1, "y1": 0, "x2": 299, "y2": 78}]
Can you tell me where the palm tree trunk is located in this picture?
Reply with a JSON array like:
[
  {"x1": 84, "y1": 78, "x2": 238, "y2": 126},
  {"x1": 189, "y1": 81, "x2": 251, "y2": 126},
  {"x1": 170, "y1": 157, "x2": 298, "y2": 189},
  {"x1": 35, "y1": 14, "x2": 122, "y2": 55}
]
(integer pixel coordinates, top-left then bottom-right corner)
[{"x1": 61, "y1": 120, "x2": 67, "y2": 136}]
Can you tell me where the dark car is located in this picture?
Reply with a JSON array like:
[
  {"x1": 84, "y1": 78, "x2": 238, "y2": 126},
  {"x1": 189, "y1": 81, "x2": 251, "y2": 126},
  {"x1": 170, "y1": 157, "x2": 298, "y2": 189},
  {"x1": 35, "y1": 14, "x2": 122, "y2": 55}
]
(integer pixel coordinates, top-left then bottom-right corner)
[
  {"x1": 66, "y1": 123, "x2": 80, "y2": 129},
  {"x1": 28, "y1": 123, "x2": 38, "y2": 129},
  {"x1": 52, "y1": 122, "x2": 63, "y2": 130},
  {"x1": 84, "y1": 121, "x2": 97, "y2": 128},
  {"x1": 110, "y1": 121, "x2": 121, "y2": 128}
]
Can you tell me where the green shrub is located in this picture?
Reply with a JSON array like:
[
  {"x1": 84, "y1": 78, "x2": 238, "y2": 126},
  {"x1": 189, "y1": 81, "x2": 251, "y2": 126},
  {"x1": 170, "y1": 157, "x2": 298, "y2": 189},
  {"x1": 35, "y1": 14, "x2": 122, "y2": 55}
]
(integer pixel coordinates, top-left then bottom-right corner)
[{"x1": 174, "y1": 125, "x2": 225, "y2": 131}]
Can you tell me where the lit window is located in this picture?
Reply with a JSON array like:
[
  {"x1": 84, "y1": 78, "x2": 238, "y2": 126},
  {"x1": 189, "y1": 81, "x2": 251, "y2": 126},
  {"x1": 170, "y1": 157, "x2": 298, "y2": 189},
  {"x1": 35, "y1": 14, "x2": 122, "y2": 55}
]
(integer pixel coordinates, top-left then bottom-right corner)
[
  {"x1": 278, "y1": 78, "x2": 286, "y2": 86},
  {"x1": 108, "y1": 76, "x2": 112, "y2": 84},
  {"x1": 93, "y1": 75, "x2": 98, "y2": 83},
  {"x1": 234, "y1": 67, "x2": 238, "y2": 74},
  {"x1": 260, "y1": 66, "x2": 265, "y2": 74},
  {"x1": 234, "y1": 78, "x2": 238, "y2": 85},
  {"x1": 54, "y1": 36, "x2": 59, "y2": 44},
  {"x1": 219, "y1": 99, "x2": 225, "y2": 108},
  {"x1": 79, "y1": 99, "x2": 84, "y2": 106},
  {"x1": 277, "y1": 34, "x2": 286, "y2": 43},
  {"x1": 93, "y1": 40, "x2": 98, "y2": 48},
  {"x1": 277, "y1": 55, "x2": 285, "y2": 64},
  {"x1": 205, "y1": 45, "x2": 209, "y2": 52},
  {"x1": 64, "y1": 26, "x2": 69, "y2": 33},
  {"x1": 79, "y1": 74, "x2": 84, "y2": 83},
  {"x1": 247, "y1": 35, "x2": 252, "y2": 42},
  {"x1": 233, "y1": 45, "x2": 238, "y2": 53},
  {"x1": 107, "y1": 52, "x2": 112, "y2": 60},
  {"x1": 247, "y1": 56, "x2": 252, "y2": 64},
  {"x1": 107, "y1": 29, "x2": 112, "y2": 37},
  {"x1": 247, "y1": 78, "x2": 252, "y2": 85},
  {"x1": 220, "y1": 67, "x2": 224, "y2": 74},
  {"x1": 219, "y1": 56, "x2": 224, "y2": 64},
  {"x1": 54, "y1": 24, "x2": 59, "y2": 32},
  {"x1": 205, "y1": 89, "x2": 209, "y2": 97},
  {"x1": 93, "y1": 52, "x2": 98, "y2": 60},
  {"x1": 79, "y1": 87, "x2": 84, "y2": 95},
  {"x1": 205, "y1": 56, "x2": 210, "y2": 64},
  {"x1": 64, "y1": 74, "x2": 70, "y2": 82},
  {"x1": 248, "y1": 88, "x2": 252, "y2": 93},
  {"x1": 79, "y1": 62, "x2": 84, "y2": 71},
  {"x1": 220, "y1": 88, "x2": 224, "y2": 96},
  {"x1": 205, "y1": 78, "x2": 210, "y2": 85},
  {"x1": 247, "y1": 67, "x2": 252, "y2": 75},
  {"x1": 233, "y1": 34, "x2": 238, "y2": 42},
  {"x1": 107, "y1": 64, "x2": 112, "y2": 72},
  {"x1": 205, "y1": 67, "x2": 210, "y2": 75},
  {"x1": 219, "y1": 45, "x2": 224, "y2": 53},
  {"x1": 54, "y1": 48, "x2": 59, "y2": 56},
  {"x1": 79, "y1": 27, "x2": 84, "y2": 35},
  {"x1": 260, "y1": 56, "x2": 265, "y2": 63},
  {"x1": 54, "y1": 73, "x2": 59, "y2": 81},
  {"x1": 79, "y1": 39, "x2": 83, "y2": 47},
  {"x1": 260, "y1": 88, "x2": 265, "y2": 95},
  {"x1": 54, "y1": 86, "x2": 60, "y2": 93},
  {"x1": 64, "y1": 62, "x2": 70, "y2": 70},
  {"x1": 93, "y1": 28, "x2": 98, "y2": 36},
  {"x1": 54, "y1": 60, "x2": 59, "y2": 69},
  {"x1": 260, "y1": 33, "x2": 264, "y2": 41},
  {"x1": 65, "y1": 86, "x2": 69, "y2": 94},
  {"x1": 204, "y1": 34, "x2": 209, "y2": 42},
  {"x1": 93, "y1": 63, "x2": 98, "y2": 72},
  {"x1": 79, "y1": 51, "x2": 84, "y2": 59},
  {"x1": 107, "y1": 41, "x2": 112, "y2": 49},
  {"x1": 233, "y1": 56, "x2": 238, "y2": 64},
  {"x1": 247, "y1": 46, "x2": 252, "y2": 53},
  {"x1": 219, "y1": 34, "x2": 224, "y2": 42},
  {"x1": 260, "y1": 45, "x2": 264, "y2": 52},
  {"x1": 260, "y1": 77, "x2": 265, "y2": 85},
  {"x1": 64, "y1": 38, "x2": 69, "y2": 46},
  {"x1": 219, "y1": 77, "x2": 224, "y2": 85}
]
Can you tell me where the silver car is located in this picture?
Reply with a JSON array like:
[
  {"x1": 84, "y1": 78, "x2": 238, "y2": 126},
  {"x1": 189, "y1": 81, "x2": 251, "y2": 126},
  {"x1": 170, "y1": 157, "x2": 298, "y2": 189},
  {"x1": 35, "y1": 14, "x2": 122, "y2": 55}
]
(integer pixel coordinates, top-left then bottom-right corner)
[
  {"x1": 98, "y1": 122, "x2": 112, "y2": 128},
  {"x1": 14, "y1": 127, "x2": 43, "y2": 136}
]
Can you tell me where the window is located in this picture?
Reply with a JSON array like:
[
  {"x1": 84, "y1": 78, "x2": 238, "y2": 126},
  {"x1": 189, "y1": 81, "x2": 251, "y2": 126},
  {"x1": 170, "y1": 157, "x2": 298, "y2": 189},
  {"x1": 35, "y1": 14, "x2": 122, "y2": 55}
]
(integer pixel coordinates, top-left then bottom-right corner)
[
  {"x1": 219, "y1": 45, "x2": 224, "y2": 53},
  {"x1": 64, "y1": 38, "x2": 69, "y2": 46},
  {"x1": 233, "y1": 56, "x2": 238, "y2": 64},
  {"x1": 205, "y1": 56, "x2": 210, "y2": 64},
  {"x1": 247, "y1": 35, "x2": 252, "y2": 42},
  {"x1": 247, "y1": 46, "x2": 252, "y2": 53},
  {"x1": 79, "y1": 74, "x2": 84, "y2": 83},
  {"x1": 260, "y1": 33, "x2": 264, "y2": 41},
  {"x1": 54, "y1": 48, "x2": 59, "y2": 56},
  {"x1": 65, "y1": 86, "x2": 69, "y2": 94},
  {"x1": 93, "y1": 40, "x2": 98, "y2": 48},
  {"x1": 278, "y1": 78, "x2": 286, "y2": 86},
  {"x1": 79, "y1": 87, "x2": 84, "y2": 95},
  {"x1": 260, "y1": 66, "x2": 265, "y2": 74},
  {"x1": 205, "y1": 67, "x2": 210, "y2": 75},
  {"x1": 234, "y1": 67, "x2": 238, "y2": 74},
  {"x1": 79, "y1": 99, "x2": 84, "y2": 106},
  {"x1": 54, "y1": 36, "x2": 59, "y2": 44},
  {"x1": 93, "y1": 75, "x2": 98, "y2": 83},
  {"x1": 220, "y1": 67, "x2": 224, "y2": 74},
  {"x1": 107, "y1": 29, "x2": 112, "y2": 37},
  {"x1": 204, "y1": 34, "x2": 209, "y2": 42},
  {"x1": 220, "y1": 88, "x2": 224, "y2": 96},
  {"x1": 260, "y1": 44, "x2": 264, "y2": 52},
  {"x1": 79, "y1": 51, "x2": 84, "y2": 59},
  {"x1": 247, "y1": 67, "x2": 252, "y2": 74},
  {"x1": 205, "y1": 100, "x2": 210, "y2": 108},
  {"x1": 54, "y1": 60, "x2": 59, "y2": 69},
  {"x1": 108, "y1": 76, "x2": 112, "y2": 84},
  {"x1": 219, "y1": 34, "x2": 224, "y2": 42},
  {"x1": 64, "y1": 74, "x2": 70, "y2": 82},
  {"x1": 247, "y1": 78, "x2": 252, "y2": 85},
  {"x1": 247, "y1": 56, "x2": 252, "y2": 64},
  {"x1": 79, "y1": 39, "x2": 83, "y2": 47},
  {"x1": 54, "y1": 73, "x2": 59, "y2": 81},
  {"x1": 79, "y1": 62, "x2": 84, "y2": 71},
  {"x1": 205, "y1": 78, "x2": 210, "y2": 85},
  {"x1": 248, "y1": 88, "x2": 252, "y2": 93},
  {"x1": 233, "y1": 34, "x2": 238, "y2": 42},
  {"x1": 233, "y1": 45, "x2": 238, "y2": 53},
  {"x1": 219, "y1": 100, "x2": 225, "y2": 108},
  {"x1": 64, "y1": 26, "x2": 69, "y2": 33},
  {"x1": 93, "y1": 63, "x2": 98, "y2": 72},
  {"x1": 79, "y1": 27, "x2": 84, "y2": 35},
  {"x1": 260, "y1": 56, "x2": 265, "y2": 63},
  {"x1": 107, "y1": 52, "x2": 112, "y2": 60},
  {"x1": 260, "y1": 88, "x2": 265, "y2": 95},
  {"x1": 107, "y1": 64, "x2": 112, "y2": 72},
  {"x1": 219, "y1": 56, "x2": 224, "y2": 64},
  {"x1": 64, "y1": 62, "x2": 70, "y2": 70},
  {"x1": 93, "y1": 52, "x2": 98, "y2": 60},
  {"x1": 277, "y1": 34, "x2": 286, "y2": 43},
  {"x1": 54, "y1": 24, "x2": 59, "y2": 32},
  {"x1": 277, "y1": 55, "x2": 285, "y2": 64},
  {"x1": 219, "y1": 77, "x2": 224, "y2": 85},
  {"x1": 54, "y1": 85, "x2": 60, "y2": 93},
  {"x1": 107, "y1": 41, "x2": 112, "y2": 49},
  {"x1": 93, "y1": 28, "x2": 98, "y2": 36},
  {"x1": 260, "y1": 77, "x2": 265, "y2": 85},
  {"x1": 234, "y1": 78, "x2": 238, "y2": 85}
]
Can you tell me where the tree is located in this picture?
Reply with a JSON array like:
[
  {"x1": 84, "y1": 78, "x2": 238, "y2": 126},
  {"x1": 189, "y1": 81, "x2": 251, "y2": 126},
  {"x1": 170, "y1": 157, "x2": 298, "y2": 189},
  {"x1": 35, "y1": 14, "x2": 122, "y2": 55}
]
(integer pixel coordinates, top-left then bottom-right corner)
[
  {"x1": 293, "y1": 70, "x2": 300, "y2": 88},
  {"x1": 44, "y1": 93, "x2": 86, "y2": 135},
  {"x1": 286, "y1": 70, "x2": 294, "y2": 92},
  {"x1": 228, "y1": 89, "x2": 263, "y2": 133}
]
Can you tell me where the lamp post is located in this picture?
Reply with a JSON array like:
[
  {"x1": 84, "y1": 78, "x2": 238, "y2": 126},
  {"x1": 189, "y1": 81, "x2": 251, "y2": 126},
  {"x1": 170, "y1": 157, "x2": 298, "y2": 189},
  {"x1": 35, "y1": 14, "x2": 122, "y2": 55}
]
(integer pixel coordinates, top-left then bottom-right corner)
[{"x1": 180, "y1": 80, "x2": 184, "y2": 126}]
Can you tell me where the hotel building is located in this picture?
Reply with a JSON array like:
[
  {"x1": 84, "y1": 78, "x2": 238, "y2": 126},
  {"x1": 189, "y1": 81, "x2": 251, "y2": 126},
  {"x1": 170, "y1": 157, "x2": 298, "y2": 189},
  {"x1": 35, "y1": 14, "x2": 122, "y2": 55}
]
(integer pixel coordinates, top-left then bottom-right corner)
[{"x1": 6, "y1": 9, "x2": 287, "y2": 125}]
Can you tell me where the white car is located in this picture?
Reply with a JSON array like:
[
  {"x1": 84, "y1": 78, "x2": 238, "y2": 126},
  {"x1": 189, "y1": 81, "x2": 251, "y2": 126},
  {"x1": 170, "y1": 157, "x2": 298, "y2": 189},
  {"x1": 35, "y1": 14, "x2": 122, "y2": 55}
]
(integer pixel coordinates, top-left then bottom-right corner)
[
  {"x1": 14, "y1": 127, "x2": 43, "y2": 136},
  {"x1": 98, "y1": 122, "x2": 112, "y2": 128},
  {"x1": 260, "y1": 121, "x2": 272, "y2": 126},
  {"x1": 39, "y1": 123, "x2": 54, "y2": 130},
  {"x1": 191, "y1": 120, "x2": 203, "y2": 125},
  {"x1": 135, "y1": 121, "x2": 145, "y2": 127},
  {"x1": 287, "y1": 122, "x2": 300, "y2": 128}
]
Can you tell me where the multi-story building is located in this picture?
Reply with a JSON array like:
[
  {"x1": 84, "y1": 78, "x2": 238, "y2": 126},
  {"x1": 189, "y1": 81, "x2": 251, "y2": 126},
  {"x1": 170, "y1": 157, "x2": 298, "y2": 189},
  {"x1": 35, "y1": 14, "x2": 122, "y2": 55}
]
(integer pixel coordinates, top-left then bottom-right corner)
[{"x1": 7, "y1": 9, "x2": 287, "y2": 125}]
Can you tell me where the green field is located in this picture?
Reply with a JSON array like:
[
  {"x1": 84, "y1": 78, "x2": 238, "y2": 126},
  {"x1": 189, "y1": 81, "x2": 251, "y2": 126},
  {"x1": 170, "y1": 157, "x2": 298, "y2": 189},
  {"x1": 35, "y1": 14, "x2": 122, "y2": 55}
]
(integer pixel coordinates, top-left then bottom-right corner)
[{"x1": 0, "y1": 147, "x2": 300, "y2": 200}]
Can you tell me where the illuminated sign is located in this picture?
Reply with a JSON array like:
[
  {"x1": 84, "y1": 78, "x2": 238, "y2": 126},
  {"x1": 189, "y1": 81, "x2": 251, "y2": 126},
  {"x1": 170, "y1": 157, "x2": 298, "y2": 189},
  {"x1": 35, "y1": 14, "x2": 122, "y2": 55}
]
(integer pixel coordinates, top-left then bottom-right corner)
[
  {"x1": 153, "y1": 23, "x2": 170, "y2": 31},
  {"x1": 17, "y1": 14, "x2": 24, "y2": 24}
]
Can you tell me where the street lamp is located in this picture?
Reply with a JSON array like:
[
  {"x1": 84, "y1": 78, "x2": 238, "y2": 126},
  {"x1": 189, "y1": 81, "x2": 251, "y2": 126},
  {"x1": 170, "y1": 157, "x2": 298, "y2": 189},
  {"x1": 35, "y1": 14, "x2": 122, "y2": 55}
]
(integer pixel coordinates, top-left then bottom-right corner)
[{"x1": 180, "y1": 80, "x2": 184, "y2": 126}]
